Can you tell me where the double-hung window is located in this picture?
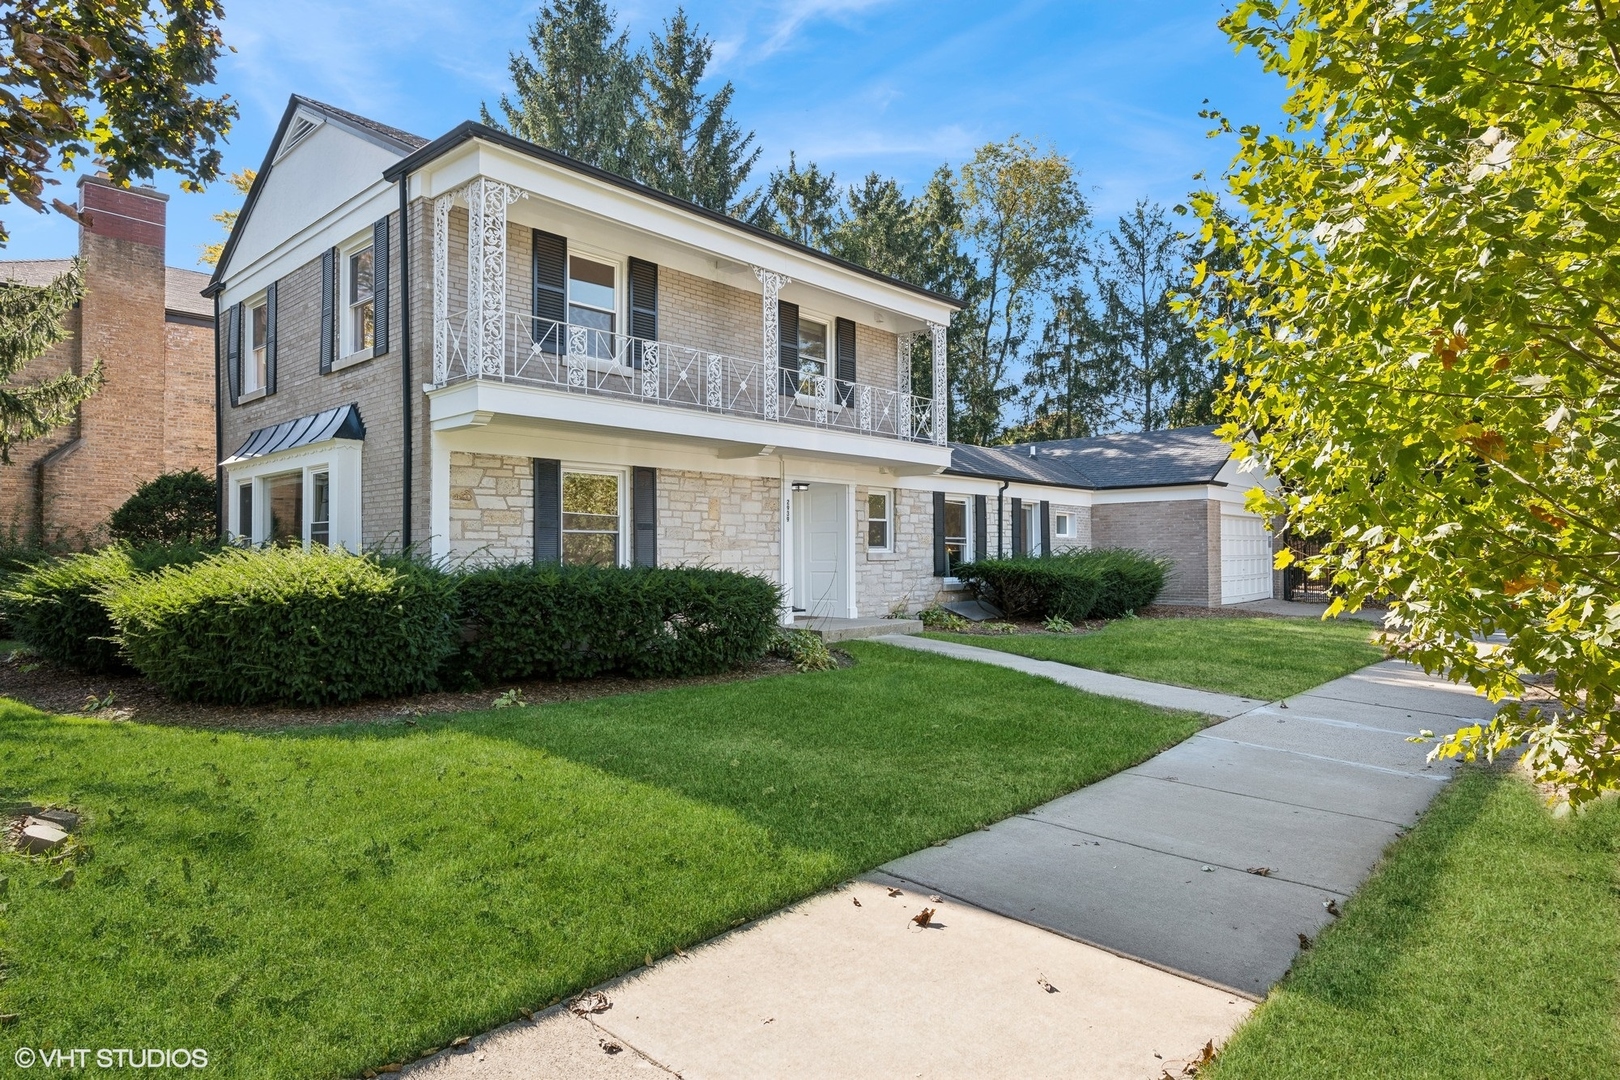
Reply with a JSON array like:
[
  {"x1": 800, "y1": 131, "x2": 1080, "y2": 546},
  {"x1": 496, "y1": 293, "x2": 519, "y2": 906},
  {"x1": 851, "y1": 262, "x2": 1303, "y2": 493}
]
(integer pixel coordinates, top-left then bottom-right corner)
[
  {"x1": 309, "y1": 472, "x2": 331, "y2": 547},
  {"x1": 568, "y1": 256, "x2": 617, "y2": 360},
  {"x1": 348, "y1": 245, "x2": 375, "y2": 355},
  {"x1": 561, "y1": 469, "x2": 622, "y2": 565},
  {"x1": 796, "y1": 317, "x2": 830, "y2": 397},
  {"x1": 867, "y1": 489, "x2": 893, "y2": 551},
  {"x1": 245, "y1": 299, "x2": 268, "y2": 394},
  {"x1": 236, "y1": 482, "x2": 253, "y2": 545},
  {"x1": 943, "y1": 497, "x2": 970, "y2": 575}
]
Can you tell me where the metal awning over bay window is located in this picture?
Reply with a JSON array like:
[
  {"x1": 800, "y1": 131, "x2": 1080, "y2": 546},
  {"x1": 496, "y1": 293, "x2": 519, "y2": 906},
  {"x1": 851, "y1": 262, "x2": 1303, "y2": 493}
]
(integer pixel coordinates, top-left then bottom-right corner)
[{"x1": 426, "y1": 174, "x2": 950, "y2": 448}]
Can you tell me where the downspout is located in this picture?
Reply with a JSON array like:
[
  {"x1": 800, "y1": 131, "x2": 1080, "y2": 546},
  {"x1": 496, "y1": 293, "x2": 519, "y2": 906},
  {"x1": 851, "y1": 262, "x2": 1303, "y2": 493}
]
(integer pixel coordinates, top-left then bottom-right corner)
[
  {"x1": 213, "y1": 289, "x2": 224, "y2": 541},
  {"x1": 33, "y1": 424, "x2": 81, "y2": 544},
  {"x1": 398, "y1": 171, "x2": 413, "y2": 550},
  {"x1": 995, "y1": 479, "x2": 1009, "y2": 559}
]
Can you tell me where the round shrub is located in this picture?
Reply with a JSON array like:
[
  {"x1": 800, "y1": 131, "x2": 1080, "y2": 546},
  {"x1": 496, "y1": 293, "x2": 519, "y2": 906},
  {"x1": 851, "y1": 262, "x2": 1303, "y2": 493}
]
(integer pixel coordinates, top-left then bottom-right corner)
[
  {"x1": 955, "y1": 548, "x2": 1168, "y2": 622},
  {"x1": 108, "y1": 469, "x2": 218, "y2": 545},
  {"x1": 0, "y1": 543, "x2": 217, "y2": 673},
  {"x1": 104, "y1": 547, "x2": 460, "y2": 706},
  {"x1": 451, "y1": 563, "x2": 781, "y2": 685}
]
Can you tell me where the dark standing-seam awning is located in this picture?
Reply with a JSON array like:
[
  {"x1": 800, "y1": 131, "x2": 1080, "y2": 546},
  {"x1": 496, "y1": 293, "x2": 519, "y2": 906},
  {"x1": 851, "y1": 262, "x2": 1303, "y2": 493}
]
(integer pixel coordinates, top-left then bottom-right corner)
[{"x1": 223, "y1": 403, "x2": 365, "y2": 464}]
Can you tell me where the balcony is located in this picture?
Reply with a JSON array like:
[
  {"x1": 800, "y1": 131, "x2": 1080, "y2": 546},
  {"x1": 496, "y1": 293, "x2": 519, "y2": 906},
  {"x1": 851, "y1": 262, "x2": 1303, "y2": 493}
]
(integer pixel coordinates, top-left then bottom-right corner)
[{"x1": 434, "y1": 311, "x2": 937, "y2": 444}]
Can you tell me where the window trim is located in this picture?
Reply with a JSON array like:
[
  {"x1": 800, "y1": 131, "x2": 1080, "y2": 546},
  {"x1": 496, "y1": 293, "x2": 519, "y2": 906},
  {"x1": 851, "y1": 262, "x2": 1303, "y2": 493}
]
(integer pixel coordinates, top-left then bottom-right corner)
[
  {"x1": 244, "y1": 291, "x2": 269, "y2": 395},
  {"x1": 1054, "y1": 511, "x2": 1072, "y2": 538},
  {"x1": 560, "y1": 463, "x2": 630, "y2": 568},
  {"x1": 340, "y1": 234, "x2": 376, "y2": 360},
  {"x1": 564, "y1": 244, "x2": 628, "y2": 369},
  {"x1": 792, "y1": 307, "x2": 838, "y2": 404},
  {"x1": 227, "y1": 442, "x2": 362, "y2": 551},
  {"x1": 865, "y1": 487, "x2": 893, "y2": 553}
]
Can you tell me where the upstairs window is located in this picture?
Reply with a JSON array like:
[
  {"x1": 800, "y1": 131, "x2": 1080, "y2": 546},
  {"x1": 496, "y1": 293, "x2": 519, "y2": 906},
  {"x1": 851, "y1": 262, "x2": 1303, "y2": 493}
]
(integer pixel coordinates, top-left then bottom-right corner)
[
  {"x1": 797, "y1": 317, "x2": 829, "y2": 395},
  {"x1": 568, "y1": 257, "x2": 616, "y2": 359},
  {"x1": 246, "y1": 300, "x2": 268, "y2": 393},
  {"x1": 348, "y1": 245, "x2": 375, "y2": 354}
]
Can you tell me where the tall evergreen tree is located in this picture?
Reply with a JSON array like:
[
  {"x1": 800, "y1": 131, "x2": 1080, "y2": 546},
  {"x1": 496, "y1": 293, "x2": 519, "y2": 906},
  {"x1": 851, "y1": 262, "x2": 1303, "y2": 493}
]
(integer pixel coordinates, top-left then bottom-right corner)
[
  {"x1": 747, "y1": 153, "x2": 841, "y2": 247},
  {"x1": 484, "y1": 0, "x2": 641, "y2": 177},
  {"x1": 636, "y1": 9, "x2": 760, "y2": 212},
  {"x1": 1090, "y1": 200, "x2": 1206, "y2": 431},
  {"x1": 1014, "y1": 286, "x2": 1110, "y2": 441},
  {"x1": 0, "y1": 262, "x2": 102, "y2": 463}
]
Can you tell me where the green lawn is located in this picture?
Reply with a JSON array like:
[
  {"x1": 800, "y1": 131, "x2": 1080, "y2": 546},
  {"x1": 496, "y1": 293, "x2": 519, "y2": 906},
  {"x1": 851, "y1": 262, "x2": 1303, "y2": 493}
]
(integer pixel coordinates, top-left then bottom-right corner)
[
  {"x1": 926, "y1": 616, "x2": 1385, "y2": 699},
  {"x1": 0, "y1": 641, "x2": 1204, "y2": 1079},
  {"x1": 1207, "y1": 769, "x2": 1620, "y2": 1079}
]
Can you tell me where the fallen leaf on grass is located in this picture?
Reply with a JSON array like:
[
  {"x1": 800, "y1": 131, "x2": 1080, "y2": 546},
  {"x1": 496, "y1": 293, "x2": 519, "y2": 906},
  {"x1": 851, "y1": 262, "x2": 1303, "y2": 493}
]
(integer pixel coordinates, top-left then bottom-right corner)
[
  {"x1": 674, "y1": 945, "x2": 688, "y2": 958},
  {"x1": 518, "y1": 1007, "x2": 533, "y2": 1019},
  {"x1": 644, "y1": 952, "x2": 653, "y2": 967},
  {"x1": 912, "y1": 907, "x2": 936, "y2": 928},
  {"x1": 1297, "y1": 933, "x2": 1312, "y2": 950},
  {"x1": 571, "y1": 991, "x2": 611, "y2": 1016},
  {"x1": 1245, "y1": 867, "x2": 1271, "y2": 876},
  {"x1": 1037, "y1": 976, "x2": 1059, "y2": 994},
  {"x1": 450, "y1": 1036, "x2": 470, "y2": 1048}
]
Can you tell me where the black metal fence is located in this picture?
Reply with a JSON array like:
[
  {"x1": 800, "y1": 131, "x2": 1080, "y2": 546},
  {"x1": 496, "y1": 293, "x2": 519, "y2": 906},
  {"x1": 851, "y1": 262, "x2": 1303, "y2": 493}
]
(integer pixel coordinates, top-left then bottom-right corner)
[{"x1": 1281, "y1": 531, "x2": 1333, "y2": 602}]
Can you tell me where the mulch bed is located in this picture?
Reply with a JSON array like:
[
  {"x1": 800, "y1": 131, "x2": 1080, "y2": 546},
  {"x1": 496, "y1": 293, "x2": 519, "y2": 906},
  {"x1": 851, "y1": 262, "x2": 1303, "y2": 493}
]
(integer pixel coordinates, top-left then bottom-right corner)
[{"x1": 0, "y1": 651, "x2": 803, "y2": 732}]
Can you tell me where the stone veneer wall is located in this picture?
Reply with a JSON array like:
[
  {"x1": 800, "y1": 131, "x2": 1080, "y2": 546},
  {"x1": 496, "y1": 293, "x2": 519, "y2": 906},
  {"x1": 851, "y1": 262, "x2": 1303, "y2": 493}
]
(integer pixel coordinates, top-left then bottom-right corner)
[
  {"x1": 856, "y1": 486, "x2": 951, "y2": 616},
  {"x1": 658, "y1": 470, "x2": 781, "y2": 575},
  {"x1": 447, "y1": 452, "x2": 534, "y2": 564}
]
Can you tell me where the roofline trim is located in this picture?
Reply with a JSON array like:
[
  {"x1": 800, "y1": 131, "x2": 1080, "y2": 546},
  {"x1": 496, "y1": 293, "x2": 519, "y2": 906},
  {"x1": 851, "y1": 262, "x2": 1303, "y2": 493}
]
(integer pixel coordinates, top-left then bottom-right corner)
[{"x1": 382, "y1": 122, "x2": 965, "y2": 310}]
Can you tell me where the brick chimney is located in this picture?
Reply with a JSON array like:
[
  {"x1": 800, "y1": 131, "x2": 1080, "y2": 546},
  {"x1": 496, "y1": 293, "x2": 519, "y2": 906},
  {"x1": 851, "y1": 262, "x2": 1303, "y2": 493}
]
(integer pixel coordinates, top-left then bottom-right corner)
[{"x1": 77, "y1": 174, "x2": 168, "y2": 247}]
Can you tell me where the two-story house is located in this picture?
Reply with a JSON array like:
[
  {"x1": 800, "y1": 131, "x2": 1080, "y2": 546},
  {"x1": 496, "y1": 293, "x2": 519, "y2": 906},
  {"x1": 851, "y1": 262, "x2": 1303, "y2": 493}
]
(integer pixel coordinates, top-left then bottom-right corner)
[{"x1": 207, "y1": 97, "x2": 1278, "y2": 623}]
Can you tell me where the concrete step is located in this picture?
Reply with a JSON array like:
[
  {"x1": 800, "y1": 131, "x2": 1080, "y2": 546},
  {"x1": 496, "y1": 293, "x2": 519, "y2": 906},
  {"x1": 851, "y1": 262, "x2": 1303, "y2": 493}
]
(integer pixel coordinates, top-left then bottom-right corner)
[{"x1": 793, "y1": 617, "x2": 924, "y2": 642}]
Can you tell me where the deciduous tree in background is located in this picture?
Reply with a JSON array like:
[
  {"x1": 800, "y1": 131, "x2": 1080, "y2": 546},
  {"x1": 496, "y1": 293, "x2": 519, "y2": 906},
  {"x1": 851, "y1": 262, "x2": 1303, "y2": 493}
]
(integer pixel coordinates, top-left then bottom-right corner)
[
  {"x1": 1190, "y1": 0, "x2": 1620, "y2": 804},
  {"x1": 199, "y1": 166, "x2": 254, "y2": 266}
]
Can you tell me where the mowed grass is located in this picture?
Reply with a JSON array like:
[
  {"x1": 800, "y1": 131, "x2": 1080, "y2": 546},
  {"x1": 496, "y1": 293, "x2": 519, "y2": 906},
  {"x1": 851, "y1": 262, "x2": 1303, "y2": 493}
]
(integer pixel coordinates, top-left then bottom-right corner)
[
  {"x1": 0, "y1": 641, "x2": 1204, "y2": 1079},
  {"x1": 927, "y1": 616, "x2": 1385, "y2": 699},
  {"x1": 1207, "y1": 769, "x2": 1620, "y2": 1080}
]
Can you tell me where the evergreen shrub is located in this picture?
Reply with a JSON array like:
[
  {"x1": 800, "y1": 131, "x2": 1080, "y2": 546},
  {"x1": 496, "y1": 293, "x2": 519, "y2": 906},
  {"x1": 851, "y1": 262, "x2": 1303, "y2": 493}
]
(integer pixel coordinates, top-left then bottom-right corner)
[{"x1": 105, "y1": 547, "x2": 458, "y2": 705}]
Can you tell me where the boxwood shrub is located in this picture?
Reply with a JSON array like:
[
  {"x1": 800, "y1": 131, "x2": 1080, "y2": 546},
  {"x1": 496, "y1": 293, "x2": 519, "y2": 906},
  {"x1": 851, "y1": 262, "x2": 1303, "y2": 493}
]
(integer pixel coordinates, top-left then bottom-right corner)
[
  {"x1": 451, "y1": 563, "x2": 780, "y2": 684},
  {"x1": 1, "y1": 543, "x2": 217, "y2": 673},
  {"x1": 954, "y1": 548, "x2": 1169, "y2": 622},
  {"x1": 104, "y1": 547, "x2": 460, "y2": 706}
]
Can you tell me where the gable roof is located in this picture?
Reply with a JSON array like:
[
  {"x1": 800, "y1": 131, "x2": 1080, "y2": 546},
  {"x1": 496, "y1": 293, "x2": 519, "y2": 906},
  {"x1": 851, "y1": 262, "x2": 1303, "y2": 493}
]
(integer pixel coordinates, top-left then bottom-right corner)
[
  {"x1": 203, "y1": 96, "x2": 428, "y2": 296},
  {"x1": 947, "y1": 426, "x2": 1234, "y2": 491}
]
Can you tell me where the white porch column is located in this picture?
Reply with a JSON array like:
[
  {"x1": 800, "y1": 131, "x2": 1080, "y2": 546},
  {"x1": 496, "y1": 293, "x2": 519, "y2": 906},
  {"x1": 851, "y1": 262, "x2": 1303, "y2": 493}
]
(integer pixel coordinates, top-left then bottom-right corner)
[
  {"x1": 896, "y1": 330, "x2": 919, "y2": 394},
  {"x1": 753, "y1": 266, "x2": 790, "y2": 420},
  {"x1": 465, "y1": 177, "x2": 524, "y2": 379},
  {"x1": 429, "y1": 430, "x2": 451, "y2": 562},
  {"x1": 431, "y1": 192, "x2": 452, "y2": 386},
  {"x1": 928, "y1": 320, "x2": 948, "y2": 445}
]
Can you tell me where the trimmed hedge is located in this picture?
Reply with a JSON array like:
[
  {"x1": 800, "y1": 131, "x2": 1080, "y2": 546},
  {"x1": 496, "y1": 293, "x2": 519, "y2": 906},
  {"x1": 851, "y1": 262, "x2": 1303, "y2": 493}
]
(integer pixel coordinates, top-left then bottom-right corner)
[
  {"x1": 954, "y1": 548, "x2": 1169, "y2": 622},
  {"x1": 1, "y1": 543, "x2": 217, "y2": 673},
  {"x1": 450, "y1": 563, "x2": 781, "y2": 684},
  {"x1": 104, "y1": 547, "x2": 459, "y2": 706},
  {"x1": 108, "y1": 468, "x2": 218, "y2": 544}
]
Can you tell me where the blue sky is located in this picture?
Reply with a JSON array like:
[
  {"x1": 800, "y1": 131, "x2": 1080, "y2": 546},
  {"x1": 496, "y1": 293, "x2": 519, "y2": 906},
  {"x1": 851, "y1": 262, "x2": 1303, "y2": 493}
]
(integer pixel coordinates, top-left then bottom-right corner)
[{"x1": 3, "y1": 0, "x2": 1286, "y2": 268}]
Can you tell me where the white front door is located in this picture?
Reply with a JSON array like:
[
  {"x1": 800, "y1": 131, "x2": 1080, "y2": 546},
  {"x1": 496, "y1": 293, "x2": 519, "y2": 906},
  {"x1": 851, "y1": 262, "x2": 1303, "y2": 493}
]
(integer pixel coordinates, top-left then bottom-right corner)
[
  {"x1": 793, "y1": 482, "x2": 848, "y2": 618},
  {"x1": 1221, "y1": 512, "x2": 1273, "y2": 604}
]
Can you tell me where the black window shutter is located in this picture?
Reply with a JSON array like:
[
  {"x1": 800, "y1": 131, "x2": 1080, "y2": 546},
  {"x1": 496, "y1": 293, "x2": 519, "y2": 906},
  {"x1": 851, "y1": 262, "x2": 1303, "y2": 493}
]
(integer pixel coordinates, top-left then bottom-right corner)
[
  {"x1": 932, "y1": 490, "x2": 947, "y2": 577},
  {"x1": 225, "y1": 302, "x2": 242, "y2": 405},
  {"x1": 835, "y1": 316, "x2": 856, "y2": 406},
  {"x1": 264, "y1": 281, "x2": 278, "y2": 396},
  {"x1": 1011, "y1": 497, "x2": 1024, "y2": 557},
  {"x1": 632, "y1": 466, "x2": 657, "y2": 567},
  {"x1": 533, "y1": 230, "x2": 567, "y2": 354},
  {"x1": 372, "y1": 216, "x2": 390, "y2": 357},
  {"x1": 628, "y1": 257, "x2": 657, "y2": 370},
  {"x1": 1039, "y1": 500, "x2": 1051, "y2": 556},
  {"x1": 778, "y1": 300, "x2": 799, "y2": 397},
  {"x1": 974, "y1": 494, "x2": 988, "y2": 562},
  {"x1": 534, "y1": 458, "x2": 562, "y2": 564},
  {"x1": 319, "y1": 247, "x2": 336, "y2": 373}
]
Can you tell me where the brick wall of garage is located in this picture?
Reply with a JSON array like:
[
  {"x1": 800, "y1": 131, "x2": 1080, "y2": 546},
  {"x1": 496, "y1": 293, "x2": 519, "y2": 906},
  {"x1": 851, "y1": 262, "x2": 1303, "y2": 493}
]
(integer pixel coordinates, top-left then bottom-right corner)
[{"x1": 1091, "y1": 499, "x2": 1221, "y2": 607}]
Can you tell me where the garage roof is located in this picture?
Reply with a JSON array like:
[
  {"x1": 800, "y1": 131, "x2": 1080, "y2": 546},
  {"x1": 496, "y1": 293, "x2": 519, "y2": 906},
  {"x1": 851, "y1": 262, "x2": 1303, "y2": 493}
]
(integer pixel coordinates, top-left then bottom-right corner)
[{"x1": 948, "y1": 426, "x2": 1233, "y2": 491}]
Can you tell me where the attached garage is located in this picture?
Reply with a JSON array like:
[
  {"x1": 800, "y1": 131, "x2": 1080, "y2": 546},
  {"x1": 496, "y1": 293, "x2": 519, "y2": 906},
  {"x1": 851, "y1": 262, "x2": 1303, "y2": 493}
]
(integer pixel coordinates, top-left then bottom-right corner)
[{"x1": 1220, "y1": 512, "x2": 1273, "y2": 604}]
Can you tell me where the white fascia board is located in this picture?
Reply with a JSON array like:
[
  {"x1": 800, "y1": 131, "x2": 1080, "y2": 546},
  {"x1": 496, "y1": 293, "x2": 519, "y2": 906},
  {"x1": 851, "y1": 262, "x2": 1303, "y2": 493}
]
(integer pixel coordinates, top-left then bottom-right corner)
[
  {"x1": 220, "y1": 437, "x2": 362, "y2": 473},
  {"x1": 427, "y1": 380, "x2": 954, "y2": 472},
  {"x1": 417, "y1": 142, "x2": 957, "y2": 328},
  {"x1": 1091, "y1": 484, "x2": 1222, "y2": 505}
]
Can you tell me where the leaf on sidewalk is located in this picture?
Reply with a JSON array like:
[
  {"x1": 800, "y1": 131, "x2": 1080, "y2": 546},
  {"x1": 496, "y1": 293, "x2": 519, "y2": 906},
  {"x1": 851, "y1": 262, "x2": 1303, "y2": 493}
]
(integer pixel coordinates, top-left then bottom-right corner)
[
  {"x1": 1245, "y1": 867, "x2": 1271, "y2": 876},
  {"x1": 1037, "y1": 976, "x2": 1059, "y2": 994},
  {"x1": 1297, "y1": 933, "x2": 1312, "y2": 950},
  {"x1": 851, "y1": 896, "x2": 861, "y2": 907},
  {"x1": 570, "y1": 991, "x2": 611, "y2": 1016},
  {"x1": 912, "y1": 907, "x2": 936, "y2": 928},
  {"x1": 887, "y1": 887, "x2": 902, "y2": 897}
]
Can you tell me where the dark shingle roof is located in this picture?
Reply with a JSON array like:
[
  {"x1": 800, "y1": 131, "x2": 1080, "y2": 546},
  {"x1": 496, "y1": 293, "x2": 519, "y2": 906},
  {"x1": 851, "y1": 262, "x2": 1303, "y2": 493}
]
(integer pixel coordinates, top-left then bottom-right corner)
[
  {"x1": 295, "y1": 97, "x2": 428, "y2": 152},
  {"x1": 224, "y1": 404, "x2": 364, "y2": 463},
  {"x1": 947, "y1": 426, "x2": 1233, "y2": 491}
]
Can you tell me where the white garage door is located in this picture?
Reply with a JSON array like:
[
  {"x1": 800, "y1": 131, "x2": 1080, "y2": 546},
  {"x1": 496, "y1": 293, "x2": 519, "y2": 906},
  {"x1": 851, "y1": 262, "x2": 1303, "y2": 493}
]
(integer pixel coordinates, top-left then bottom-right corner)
[{"x1": 1221, "y1": 513, "x2": 1273, "y2": 604}]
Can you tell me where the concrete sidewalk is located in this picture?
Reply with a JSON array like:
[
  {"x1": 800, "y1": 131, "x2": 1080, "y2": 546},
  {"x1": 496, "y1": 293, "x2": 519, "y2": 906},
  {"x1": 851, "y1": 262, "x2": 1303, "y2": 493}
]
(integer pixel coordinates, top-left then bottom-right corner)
[{"x1": 882, "y1": 657, "x2": 1492, "y2": 995}]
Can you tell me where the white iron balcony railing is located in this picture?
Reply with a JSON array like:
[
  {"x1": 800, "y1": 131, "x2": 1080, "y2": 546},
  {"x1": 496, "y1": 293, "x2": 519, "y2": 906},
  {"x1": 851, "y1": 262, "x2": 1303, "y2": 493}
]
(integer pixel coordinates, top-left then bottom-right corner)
[{"x1": 438, "y1": 311, "x2": 936, "y2": 443}]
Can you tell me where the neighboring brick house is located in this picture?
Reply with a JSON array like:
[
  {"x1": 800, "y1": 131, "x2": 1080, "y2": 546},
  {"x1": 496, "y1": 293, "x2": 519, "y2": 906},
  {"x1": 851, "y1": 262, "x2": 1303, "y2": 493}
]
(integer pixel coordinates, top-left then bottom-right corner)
[
  {"x1": 0, "y1": 176, "x2": 215, "y2": 543},
  {"x1": 208, "y1": 96, "x2": 1277, "y2": 620}
]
